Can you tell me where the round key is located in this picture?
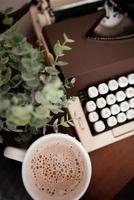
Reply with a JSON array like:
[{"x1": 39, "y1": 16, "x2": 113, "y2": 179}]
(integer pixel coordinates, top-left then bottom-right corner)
[
  {"x1": 126, "y1": 109, "x2": 134, "y2": 120},
  {"x1": 94, "y1": 120, "x2": 105, "y2": 133},
  {"x1": 88, "y1": 112, "x2": 99, "y2": 122},
  {"x1": 111, "y1": 104, "x2": 120, "y2": 115},
  {"x1": 107, "y1": 116, "x2": 117, "y2": 127},
  {"x1": 129, "y1": 98, "x2": 134, "y2": 108},
  {"x1": 117, "y1": 113, "x2": 127, "y2": 123},
  {"x1": 120, "y1": 101, "x2": 129, "y2": 112},
  {"x1": 116, "y1": 91, "x2": 126, "y2": 102},
  {"x1": 96, "y1": 97, "x2": 106, "y2": 109},
  {"x1": 108, "y1": 79, "x2": 118, "y2": 91},
  {"x1": 88, "y1": 86, "x2": 98, "y2": 98},
  {"x1": 86, "y1": 101, "x2": 96, "y2": 112},
  {"x1": 118, "y1": 76, "x2": 128, "y2": 88},
  {"x1": 101, "y1": 108, "x2": 111, "y2": 119},
  {"x1": 128, "y1": 73, "x2": 134, "y2": 85},
  {"x1": 106, "y1": 94, "x2": 116, "y2": 105},
  {"x1": 98, "y1": 83, "x2": 109, "y2": 95},
  {"x1": 125, "y1": 87, "x2": 134, "y2": 98}
]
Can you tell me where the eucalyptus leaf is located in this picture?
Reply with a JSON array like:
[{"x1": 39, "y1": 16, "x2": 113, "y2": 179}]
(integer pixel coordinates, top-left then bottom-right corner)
[
  {"x1": 6, "y1": 121, "x2": 17, "y2": 131},
  {"x1": 66, "y1": 113, "x2": 69, "y2": 121},
  {"x1": 60, "y1": 116, "x2": 65, "y2": 124},
  {"x1": 54, "y1": 41, "x2": 63, "y2": 57},
  {"x1": 2, "y1": 16, "x2": 13, "y2": 26},
  {"x1": 11, "y1": 74, "x2": 22, "y2": 88},
  {"x1": 34, "y1": 105, "x2": 50, "y2": 119},
  {"x1": 26, "y1": 79, "x2": 39, "y2": 89},
  {"x1": 62, "y1": 45, "x2": 71, "y2": 51},
  {"x1": 7, "y1": 105, "x2": 33, "y2": 126},
  {"x1": 61, "y1": 121, "x2": 70, "y2": 128},
  {"x1": 15, "y1": 132, "x2": 33, "y2": 143},
  {"x1": 0, "y1": 67, "x2": 12, "y2": 86},
  {"x1": 62, "y1": 99, "x2": 69, "y2": 108},
  {"x1": 0, "y1": 96, "x2": 10, "y2": 112},
  {"x1": 55, "y1": 61, "x2": 68, "y2": 66},
  {"x1": 30, "y1": 117, "x2": 48, "y2": 129},
  {"x1": 54, "y1": 118, "x2": 59, "y2": 125},
  {"x1": 45, "y1": 67, "x2": 60, "y2": 75},
  {"x1": 11, "y1": 33, "x2": 25, "y2": 44},
  {"x1": 68, "y1": 121, "x2": 74, "y2": 126},
  {"x1": 43, "y1": 126, "x2": 47, "y2": 135},
  {"x1": 64, "y1": 79, "x2": 71, "y2": 89},
  {"x1": 53, "y1": 123, "x2": 58, "y2": 133},
  {"x1": 63, "y1": 33, "x2": 74, "y2": 43},
  {"x1": 70, "y1": 77, "x2": 76, "y2": 85},
  {"x1": 12, "y1": 93, "x2": 29, "y2": 105},
  {"x1": 0, "y1": 84, "x2": 11, "y2": 94},
  {"x1": 21, "y1": 72, "x2": 36, "y2": 81},
  {"x1": 47, "y1": 52, "x2": 55, "y2": 65},
  {"x1": 0, "y1": 57, "x2": 9, "y2": 64}
]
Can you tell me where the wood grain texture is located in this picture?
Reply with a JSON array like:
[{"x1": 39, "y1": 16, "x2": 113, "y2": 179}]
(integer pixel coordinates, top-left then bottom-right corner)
[{"x1": 81, "y1": 136, "x2": 134, "y2": 200}]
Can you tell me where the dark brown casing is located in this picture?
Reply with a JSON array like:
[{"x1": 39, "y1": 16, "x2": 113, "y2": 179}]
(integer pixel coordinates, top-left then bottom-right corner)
[{"x1": 43, "y1": 10, "x2": 134, "y2": 95}]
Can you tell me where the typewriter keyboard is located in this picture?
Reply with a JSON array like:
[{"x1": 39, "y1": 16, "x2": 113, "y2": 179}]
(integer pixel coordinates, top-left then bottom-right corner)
[{"x1": 79, "y1": 73, "x2": 134, "y2": 136}]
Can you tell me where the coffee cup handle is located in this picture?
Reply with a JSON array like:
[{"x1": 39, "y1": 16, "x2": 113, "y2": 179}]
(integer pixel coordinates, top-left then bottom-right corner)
[{"x1": 4, "y1": 146, "x2": 27, "y2": 162}]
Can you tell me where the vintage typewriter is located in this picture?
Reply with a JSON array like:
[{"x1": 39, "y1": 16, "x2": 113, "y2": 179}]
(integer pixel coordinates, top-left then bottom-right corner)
[{"x1": 30, "y1": 0, "x2": 134, "y2": 152}]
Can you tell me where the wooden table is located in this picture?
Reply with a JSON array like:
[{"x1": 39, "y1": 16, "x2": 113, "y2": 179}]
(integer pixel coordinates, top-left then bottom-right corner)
[{"x1": 81, "y1": 136, "x2": 134, "y2": 200}]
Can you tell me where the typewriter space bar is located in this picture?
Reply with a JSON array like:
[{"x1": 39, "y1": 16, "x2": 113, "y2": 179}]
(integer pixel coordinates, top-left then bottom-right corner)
[{"x1": 113, "y1": 121, "x2": 134, "y2": 137}]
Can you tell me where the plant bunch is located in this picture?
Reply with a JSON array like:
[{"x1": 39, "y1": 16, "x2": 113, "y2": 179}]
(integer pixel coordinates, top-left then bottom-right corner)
[{"x1": 0, "y1": 23, "x2": 75, "y2": 143}]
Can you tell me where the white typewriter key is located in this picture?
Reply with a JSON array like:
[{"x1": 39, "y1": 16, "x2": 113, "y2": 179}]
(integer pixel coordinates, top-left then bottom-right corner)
[
  {"x1": 108, "y1": 79, "x2": 118, "y2": 91},
  {"x1": 88, "y1": 112, "x2": 99, "y2": 122},
  {"x1": 106, "y1": 94, "x2": 116, "y2": 105},
  {"x1": 101, "y1": 108, "x2": 111, "y2": 119},
  {"x1": 128, "y1": 73, "x2": 134, "y2": 85},
  {"x1": 118, "y1": 76, "x2": 128, "y2": 88},
  {"x1": 86, "y1": 101, "x2": 96, "y2": 112},
  {"x1": 126, "y1": 109, "x2": 134, "y2": 120},
  {"x1": 116, "y1": 91, "x2": 126, "y2": 102},
  {"x1": 117, "y1": 113, "x2": 127, "y2": 123},
  {"x1": 129, "y1": 98, "x2": 134, "y2": 108},
  {"x1": 125, "y1": 87, "x2": 134, "y2": 98},
  {"x1": 94, "y1": 120, "x2": 105, "y2": 133},
  {"x1": 107, "y1": 116, "x2": 117, "y2": 127},
  {"x1": 96, "y1": 97, "x2": 106, "y2": 109},
  {"x1": 98, "y1": 83, "x2": 109, "y2": 95},
  {"x1": 88, "y1": 86, "x2": 98, "y2": 98},
  {"x1": 111, "y1": 104, "x2": 120, "y2": 115},
  {"x1": 120, "y1": 101, "x2": 129, "y2": 112}
]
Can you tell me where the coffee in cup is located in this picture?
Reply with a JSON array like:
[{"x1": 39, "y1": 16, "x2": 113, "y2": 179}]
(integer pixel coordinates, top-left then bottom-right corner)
[{"x1": 4, "y1": 134, "x2": 92, "y2": 200}]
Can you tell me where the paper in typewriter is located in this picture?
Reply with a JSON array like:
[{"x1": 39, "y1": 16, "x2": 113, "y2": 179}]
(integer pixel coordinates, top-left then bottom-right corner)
[{"x1": 50, "y1": 0, "x2": 101, "y2": 10}]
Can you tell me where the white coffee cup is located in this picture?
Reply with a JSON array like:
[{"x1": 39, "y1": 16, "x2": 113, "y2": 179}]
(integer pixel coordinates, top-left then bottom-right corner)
[{"x1": 4, "y1": 133, "x2": 92, "y2": 200}]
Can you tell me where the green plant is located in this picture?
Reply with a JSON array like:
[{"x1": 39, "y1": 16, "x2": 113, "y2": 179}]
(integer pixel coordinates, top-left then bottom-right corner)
[{"x1": 0, "y1": 12, "x2": 75, "y2": 143}]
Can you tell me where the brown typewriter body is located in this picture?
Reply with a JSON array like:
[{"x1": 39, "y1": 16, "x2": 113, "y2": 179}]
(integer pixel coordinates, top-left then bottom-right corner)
[{"x1": 30, "y1": 1, "x2": 134, "y2": 152}]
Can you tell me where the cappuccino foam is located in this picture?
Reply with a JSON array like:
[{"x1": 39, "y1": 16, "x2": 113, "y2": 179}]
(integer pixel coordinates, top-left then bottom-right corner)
[{"x1": 25, "y1": 137, "x2": 87, "y2": 200}]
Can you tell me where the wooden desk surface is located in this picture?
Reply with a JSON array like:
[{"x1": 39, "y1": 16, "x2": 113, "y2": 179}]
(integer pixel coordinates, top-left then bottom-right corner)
[{"x1": 81, "y1": 136, "x2": 134, "y2": 200}]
